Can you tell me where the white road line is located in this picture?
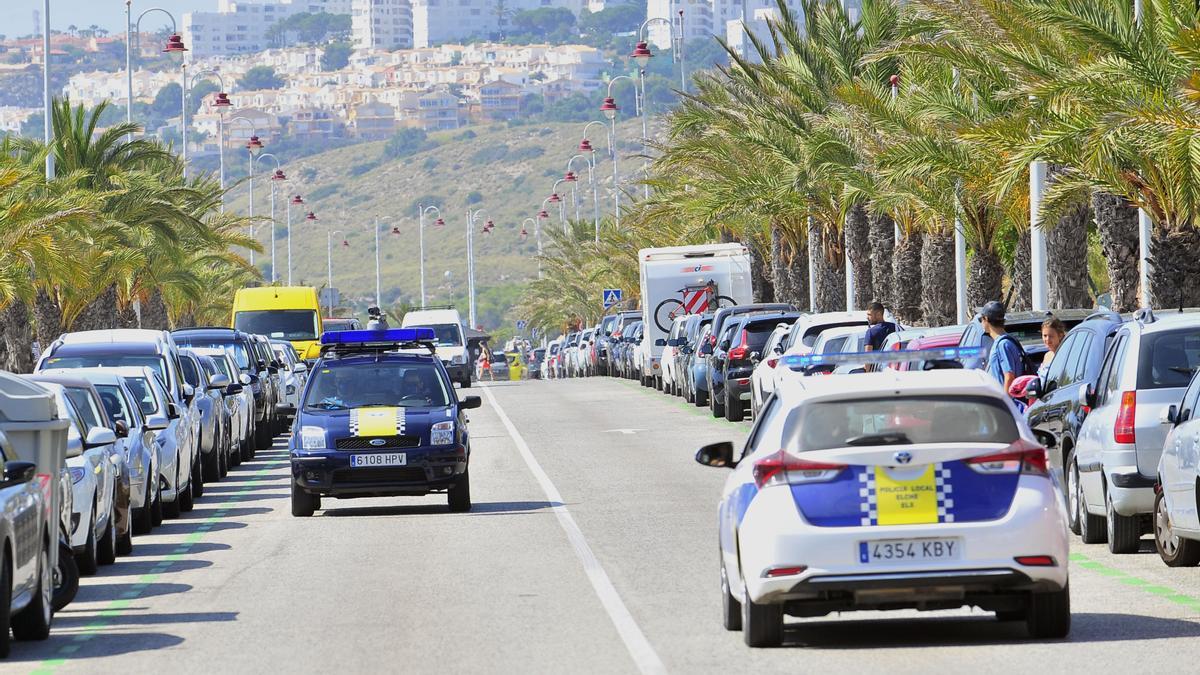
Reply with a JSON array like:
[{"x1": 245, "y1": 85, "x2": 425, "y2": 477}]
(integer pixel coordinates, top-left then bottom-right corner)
[{"x1": 480, "y1": 385, "x2": 669, "y2": 675}]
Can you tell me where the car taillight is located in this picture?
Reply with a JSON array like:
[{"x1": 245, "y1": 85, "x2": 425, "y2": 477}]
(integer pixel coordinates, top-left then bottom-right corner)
[
  {"x1": 1114, "y1": 390, "x2": 1136, "y2": 444},
  {"x1": 752, "y1": 449, "x2": 846, "y2": 488},
  {"x1": 708, "y1": 334, "x2": 717, "y2": 346},
  {"x1": 766, "y1": 358, "x2": 779, "y2": 368},
  {"x1": 965, "y1": 440, "x2": 1049, "y2": 476},
  {"x1": 728, "y1": 330, "x2": 749, "y2": 360}
]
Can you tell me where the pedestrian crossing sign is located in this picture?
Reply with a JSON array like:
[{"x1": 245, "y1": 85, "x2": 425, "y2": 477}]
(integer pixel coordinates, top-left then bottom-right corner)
[
  {"x1": 516, "y1": 320, "x2": 527, "y2": 331},
  {"x1": 603, "y1": 289, "x2": 623, "y2": 309}
]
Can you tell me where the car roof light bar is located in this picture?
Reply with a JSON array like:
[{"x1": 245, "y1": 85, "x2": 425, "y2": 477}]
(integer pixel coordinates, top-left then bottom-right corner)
[{"x1": 782, "y1": 346, "x2": 985, "y2": 371}]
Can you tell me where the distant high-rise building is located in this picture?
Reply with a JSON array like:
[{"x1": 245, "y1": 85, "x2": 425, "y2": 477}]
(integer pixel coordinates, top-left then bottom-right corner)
[
  {"x1": 352, "y1": 0, "x2": 414, "y2": 50},
  {"x1": 184, "y1": 0, "x2": 353, "y2": 58},
  {"x1": 650, "y1": 0, "x2": 857, "y2": 51}
]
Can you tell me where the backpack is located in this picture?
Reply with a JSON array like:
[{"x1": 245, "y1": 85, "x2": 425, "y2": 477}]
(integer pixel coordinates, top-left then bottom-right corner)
[{"x1": 994, "y1": 333, "x2": 1032, "y2": 378}]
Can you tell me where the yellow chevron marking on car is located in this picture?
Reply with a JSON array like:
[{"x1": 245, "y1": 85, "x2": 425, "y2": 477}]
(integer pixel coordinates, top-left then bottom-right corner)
[
  {"x1": 350, "y1": 407, "x2": 402, "y2": 437},
  {"x1": 874, "y1": 464, "x2": 939, "y2": 525}
]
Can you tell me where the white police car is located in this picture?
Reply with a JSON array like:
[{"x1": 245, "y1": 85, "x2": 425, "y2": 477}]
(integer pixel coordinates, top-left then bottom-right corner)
[{"x1": 696, "y1": 348, "x2": 1070, "y2": 646}]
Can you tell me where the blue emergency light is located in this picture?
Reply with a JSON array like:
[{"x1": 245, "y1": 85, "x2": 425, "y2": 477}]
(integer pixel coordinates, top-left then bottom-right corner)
[
  {"x1": 782, "y1": 346, "x2": 985, "y2": 371},
  {"x1": 319, "y1": 327, "x2": 436, "y2": 345}
]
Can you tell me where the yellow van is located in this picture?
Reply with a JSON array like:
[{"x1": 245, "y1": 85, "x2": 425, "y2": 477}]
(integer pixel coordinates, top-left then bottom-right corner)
[{"x1": 231, "y1": 287, "x2": 324, "y2": 359}]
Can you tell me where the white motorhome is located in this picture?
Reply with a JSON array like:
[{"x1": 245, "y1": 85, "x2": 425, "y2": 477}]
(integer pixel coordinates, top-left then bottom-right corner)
[
  {"x1": 637, "y1": 243, "x2": 753, "y2": 388},
  {"x1": 401, "y1": 307, "x2": 471, "y2": 388}
]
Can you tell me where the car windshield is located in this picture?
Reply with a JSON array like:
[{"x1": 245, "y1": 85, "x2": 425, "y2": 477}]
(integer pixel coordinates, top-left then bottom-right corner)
[
  {"x1": 95, "y1": 384, "x2": 134, "y2": 426},
  {"x1": 412, "y1": 323, "x2": 462, "y2": 347},
  {"x1": 792, "y1": 396, "x2": 1019, "y2": 451},
  {"x1": 45, "y1": 354, "x2": 166, "y2": 383},
  {"x1": 1139, "y1": 328, "x2": 1200, "y2": 389},
  {"x1": 323, "y1": 319, "x2": 358, "y2": 332},
  {"x1": 64, "y1": 386, "x2": 104, "y2": 430},
  {"x1": 234, "y1": 309, "x2": 319, "y2": 341},
  {"x1": 803, "y1": 322, "x2": 868, "y2": 348},
  {"x1": 303, "y1": 360, "x2": 451, "y2": 410},
  {"x1": 175, "y1": 339, "x2": 251, "y2": 369},
  {"x1": 123, "y1": 377, "x2": 159, "y2": 416}
]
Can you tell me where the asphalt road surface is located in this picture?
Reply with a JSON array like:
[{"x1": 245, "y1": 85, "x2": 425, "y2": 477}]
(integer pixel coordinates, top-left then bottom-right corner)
[{"x1": 9, "y1": 378, "x2": 1200, "y2": 673}]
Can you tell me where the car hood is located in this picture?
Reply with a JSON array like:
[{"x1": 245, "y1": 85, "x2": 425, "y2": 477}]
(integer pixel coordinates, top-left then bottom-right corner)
[{"x1": 300, "y1": 406, "x2": 456, "y2": 446}]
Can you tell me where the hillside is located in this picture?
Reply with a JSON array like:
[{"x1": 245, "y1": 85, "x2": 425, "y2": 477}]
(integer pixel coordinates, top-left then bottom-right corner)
[{"x1": 223, "y1": 118, "x2": 645, "y2": 329}]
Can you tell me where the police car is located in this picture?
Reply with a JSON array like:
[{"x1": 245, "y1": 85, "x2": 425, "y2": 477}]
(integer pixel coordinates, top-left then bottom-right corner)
[
  {"x1": 289, "y1": 328, "x2": 481, "y2": 516},
  {"x1": 695, "y1": 347, "x2": 1070, "y2": 647}
]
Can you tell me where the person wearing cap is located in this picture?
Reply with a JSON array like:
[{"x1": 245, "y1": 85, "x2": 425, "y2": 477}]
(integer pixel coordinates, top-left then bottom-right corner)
[{"x1": 981, "y1": 301, "x2": 1025, "y2": 391}]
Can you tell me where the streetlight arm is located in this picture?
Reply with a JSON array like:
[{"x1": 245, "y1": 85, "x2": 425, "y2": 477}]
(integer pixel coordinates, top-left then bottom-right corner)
[
  {"x1": 606, "y1": 75, "x2": 635, "y2": 98},
  {"x1": 253, "y1": 152, "x2": 282, "y2": 172},
  {"x1": 421, "y1": 205, "x2": 442, "y2": 219},
  {"x1": 190, "y1": 69, "x2": 226, "y2": 91},
  {"x1": 133, "y1": 7, "x2": 179, "y2": 54},
  {"x1": 566, "y1": 154, "x2": 590, "y2": 173},
  {"x1": 226, "y1": 115, "x2": 258, "y2": 134},
  {"x1": 639, "y1": 16, "x2": 677, "y2": 61}
]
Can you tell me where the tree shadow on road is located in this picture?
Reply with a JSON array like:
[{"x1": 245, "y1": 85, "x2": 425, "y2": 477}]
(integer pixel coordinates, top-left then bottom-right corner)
[
  {"x1": 5, "y1": 631, "x2": 186, "y2": 662},
  {"x1": 51, "y1": 610, "x2": 238, "y2": 629},
  {"x1": 319, "y1": 500, "x2": 559, "y2": 518}
]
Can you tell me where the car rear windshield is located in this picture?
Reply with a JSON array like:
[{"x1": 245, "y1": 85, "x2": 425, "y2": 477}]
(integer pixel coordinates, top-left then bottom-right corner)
[
  {"x1": 304, "y1": 361, "x2": 450, "y2": 410},
  {"x1": 45, "y1": 354, "x2": 166, "y2": 383},
  {"x1": 234, "y1": 309, "x2": 319, "y2": 341},
  {"x1": 791, "y1": 395, "x2": 1019, "y2": 451},
  {"x1": 1138, "y1": 328, "x2": 1200, "y2": 389},
  {"x1": 802, "y1": 321, "x2": 868, "y2": 347},
  {"x1": 175, "y1": 339, "x2": 251, "y2": 369},
  {"x1": 740, "y1": 322, "x2": 780, "y2": 350}
]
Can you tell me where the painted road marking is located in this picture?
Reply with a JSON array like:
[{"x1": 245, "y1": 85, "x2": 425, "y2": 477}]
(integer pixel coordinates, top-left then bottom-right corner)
[
  {"x1": 30, "y1": 461, "x2": 279, "y2": 675},
  {"x1": 1071, "y1": 552, "x2": 1200, "y2": 610},
  {"x1": 481, "y1": 385, "x2": 668, "y2": 675}
]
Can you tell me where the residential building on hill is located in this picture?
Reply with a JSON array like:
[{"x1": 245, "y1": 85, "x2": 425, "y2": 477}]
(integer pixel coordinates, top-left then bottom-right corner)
[
  {"x1": 352, "y1": 0, "x2": 414, "y2": 50},
  {"x1": 184, "y1": 0, "x2": 353, "y2": 58}
]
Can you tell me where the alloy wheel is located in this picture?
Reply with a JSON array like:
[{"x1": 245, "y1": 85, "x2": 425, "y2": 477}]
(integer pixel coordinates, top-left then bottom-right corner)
[{"x1": 1157, "y1": 494, "x2": 1180, "y2": 557}]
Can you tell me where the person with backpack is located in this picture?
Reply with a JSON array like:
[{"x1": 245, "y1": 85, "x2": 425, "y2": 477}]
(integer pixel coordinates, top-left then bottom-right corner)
[{"x1": 981, "y1": 301, "x2": 1027, "y2": 393}]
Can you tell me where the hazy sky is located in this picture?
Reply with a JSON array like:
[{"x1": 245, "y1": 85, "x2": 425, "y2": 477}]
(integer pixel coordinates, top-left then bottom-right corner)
[{"x1": 3, "y1": 1, "x2": 219, "y2": 37}]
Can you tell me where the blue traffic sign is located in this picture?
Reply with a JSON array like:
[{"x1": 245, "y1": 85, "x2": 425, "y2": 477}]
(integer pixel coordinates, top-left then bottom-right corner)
[
  {"x1": 516, "y1": 320, "x2": 528, "y2": 331},
  {"x1": 602, "y1": 289, "x2": 623, "y2": 309}
]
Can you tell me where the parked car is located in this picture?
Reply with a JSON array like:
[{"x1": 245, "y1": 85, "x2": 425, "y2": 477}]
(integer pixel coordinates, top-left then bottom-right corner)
[
  {"x1": 802, "y1": 326, "x2": 870, "y2": 375},
  {"x1": 660, "y1": 315, "x2": 691, "y2": 396},
  {"x1": 178, "y1": 350, "x2": 223, "y2": 492},
  {"x1": 321, "y1": 317, "x2": 362, "y2": 332},
  {"x1": 749, "y1": 321, "x2": 795, "y2": 416},
  {"x1": 489, "y1": 350, "x2": 511, "y2": 379},
  {"x1": 195, "y1": 351, "x2": 252, "y2": 465},
  {"x1": 898, "y1": 326, "x2": 969, "y2": 371},
  {"x1": 678, "y1": 314, "x2": 715, "y2": 405},
  {"x1": 545, "y1": 338, "x2": 563, "y2": 379},
  {"x1": 1073, "y1": 309, "x2": 1200, "y2": 553},
  {"x1": 625, "y1": 322, "x2": 646, "y2": 381},
  {"x1": 960, "y1": 309, "x2": 1094, "y2": 370},
  {"x1": 562, "y1": 332, "x2": 581, "y2": 378},
  {"x1": 249, "y1": 334, "x2": 286, "y2": 435},
  {"x1": 718, "y1": 312, "x2": 802, "y2": 421},
  {"x1": 529, "y1": 348, "x2": 546, "y2": 379},
  {"x1": 271, "y1": 339, "x2": 308, "y2": 425},
  {"x1": 689, "y1": 322, "x2": 717, "y2": 406},
  {"x1": 1154, "y1": 366, "x2": 1200, "y2": 565},
  {"x1": 705, "y1": 320, "x2": 745, "y2": 417},
  {"x1": 172, "y1": 327, "x2": 273, "y2": 453},
  {"x1": 602, "y1": 312, "x2": 642, "y2": 377}
]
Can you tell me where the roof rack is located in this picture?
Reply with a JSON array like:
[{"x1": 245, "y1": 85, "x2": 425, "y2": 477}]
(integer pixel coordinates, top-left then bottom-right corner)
[
  {"x1": 1084, "y1": 309, "x2": 1122, "y2": 323},
  {"x1": 413, "y1": 304, "x2": 457, "y2": 311},
  {"x1": 1133, "y1": 307, "x2": 1156, "y2": 324}
]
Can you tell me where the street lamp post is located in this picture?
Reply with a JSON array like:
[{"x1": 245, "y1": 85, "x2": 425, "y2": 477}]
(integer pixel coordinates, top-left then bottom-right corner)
[
  {"x1": 633, "y1": 17, "x2": 678, "y2": 200},
  {"x1": 580, "y1": 122, "x2": 608, "y2": 239},
  {"x1": 600, "y1": 76, "x2": 638, "y2": 228},
  {"x1": 42, "y1": 0, "x2": 53, "y2": 180},
  {"x1": 128, "y1": 8, "x2": 187, "y2": 168},
  {"x1": 417, "y1": 205, "x2": 443, "y2": 307},
  {"x1": 326, "y1": 227, "x2": 343, "y2": 317},
  {"x1": 566, "y1": 159, "x2": 588, "y2": 223},
  {"x1": 287, "y1": 192, "x2": 304, "y2": 286},
  {"x1": 371, "y1": 216, "x2": 394, "y2": 308},
  {"x1": 466, "y1": 209, "x2": 486, "y2": 328},
  {"x1": 189, "y1": 69, "x2": 231, "y2": 200},
  {"x1": 254, "y1": 153, "x2": 283, "y2": 282},
  {"x1": 239, "y1": 131, "x2": 264, "y2": 266}
]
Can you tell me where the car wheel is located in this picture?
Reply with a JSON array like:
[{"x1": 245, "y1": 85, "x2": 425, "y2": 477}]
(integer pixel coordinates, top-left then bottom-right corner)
[
  {"x1": 711, "y1": 391, "x2": 725, "y2": 418},
  {"x1": 117, "y1": 515, "x2": 133, "y2": 556},
  {"x1": 1077, "y1": 461, "x2": 1106, "y2": 544},
  {"x1": 1106, "y1": 487, "x2": 1140, "y2": 554},
  {"x1": 291, "y1": 481, "x2": 318, "y2": 517},
  {"x1": 1066, "y1": 451, "x2": 1081, "y2": 535},
  {"x1": 97, "y1": 499, "x2": 118, "y2": 566},
  {"x1": 163, "y1": 489, "x2": 182, "y2": 519},
  {"x1": 218, "y1": 440, "x2": 229, "y2": 478},
  {"x1": 11, "y1": 536, "x2": 52, "y2": 642},
  {"x1": 460, "y1": 375, "x2": 472, "y2": 389},
  {"x1": 740, "y1": 590, "x2": 783, "y2": 647},
  {"x1": 255, "y1": 420, "x2": 272, "y2": 450},
  {"x1": 76, "y1": 506, "x2": 98, "y2": 575},
  {"x1": 1024, "y1": 581, "x2": 1071, "y2": 639},
  {"x1": 151, "y1": 481, "x2": 164, "y2": 526},
  {"x1": 52, "y1": 538, "x2": 78, "y2": 613},
  {"x1": 726, "y1": 390, "x2": 744, "y2": 422},
  {"x1": 449, "y1": 469, "x2": 472, "y2": 513},
  {"x1": 0, "y1": 552, "x2": 12, "y2": 658},
  {"x1": 1154, "y1": 490, "x2": 1200, "y2": 566},
  {"x1": 720, "y1": 562, "x2": 742, "y2": 631},
  {"x1": 203, "y1": 447, "x2": 220, "y2": 483},
  {"x1": 695, "y1": 388, "x2": 708, "y2": 407}
]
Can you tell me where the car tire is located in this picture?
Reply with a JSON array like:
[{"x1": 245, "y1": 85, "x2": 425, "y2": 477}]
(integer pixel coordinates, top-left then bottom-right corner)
[
  {"x1": 741, "y1": 591, "x2": 783, "y2": 647},
  {"x1": 183, "y1": 462, "x2": 198, "y2": 511},
  {"x1": 218, "y1": 439, "x2": 229, "y2": 478},
  {"x1": 52, "y1": 537, "x2": 78, "y2": 613},
  {"x1": 133, "y1": 484, "x2": 153, "y2": 535},
  {"x1": 1106, "y1": 488, "x2": 1140, "y2": 554},
  {"x1": 291, "y1": 481, "x2": 318, "y2": 517},
  {"x1": 76, "y1": 506, "x2": 98, "y2": 575},
  {"x1": 151, "y1": 481, "x2": 164, "y2": 526},
  {"x1": 711, "y1": 392, "x2": 725, "y2": 418},
  {"x1": 448, "y1": 469, "x2": 472, "y2": 513},
  {"x1": 720, "y1": 562, "x2": 742, "y2": 632},
  {"x1": 0, "y1": 553, "x2": 12, "y2": 658},
  {"x1": 1154, "y1": 490, "x2": 1200, "y2": 567},
  {"x1": 695, "y1": 388, "x2": 708, "y2": 407},
  {"x1": 726, "y1": 391, "x2": 744, "y2": 422},
  {"x1": 11, "y1": 536, "x2": 52, "y2": 642},
  {"x1": 459, "y1": 375, "x2": 472, "y2": 389},
  {"x1": 1077, "y1": 462, "x2": 1106, "y2": 544},
  {"x1": 255, "y1": 420, "x2": 273, "y2": 450},
  {"x1": 117, "y1": 517, "x2": 133, "y2": 556},
  {"x1": 1066, "y1": 451, "x2": 1082, "y2": 535},
  {"x1": 163, "y1": 490, "x2": 181, "y2": 519},
  {"x1": 203, "y1": 447, "x2": 220, "y2": 483},
  {"x1": 97, "y1": 499, "x2": 118, "y2": 566},
  {"x1": 1025, "y1": 582, "x2": 1071, "y2": 639}
]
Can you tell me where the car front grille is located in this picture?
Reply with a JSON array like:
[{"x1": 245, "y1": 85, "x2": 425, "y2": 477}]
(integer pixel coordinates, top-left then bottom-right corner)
[
  {"x1": 335, "y1": 435, "x2": 421, "y2": 450},
  {"x1": 332, "y1": 467, "x2": 428, "y2": 484}
]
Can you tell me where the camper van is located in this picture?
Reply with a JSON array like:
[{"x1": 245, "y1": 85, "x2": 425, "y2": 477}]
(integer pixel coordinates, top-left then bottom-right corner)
[{"x1": 637, "y1": 243, "x2": 753, "y2": 388}]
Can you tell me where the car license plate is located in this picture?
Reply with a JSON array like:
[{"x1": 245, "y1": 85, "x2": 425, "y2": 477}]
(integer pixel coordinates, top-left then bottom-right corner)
[
  {"x1": 859, "y1": 538, "x2": 961, "y2": 564},
  {"x1": 350, "y1": 453, "x2": 406, "y2": 468}
]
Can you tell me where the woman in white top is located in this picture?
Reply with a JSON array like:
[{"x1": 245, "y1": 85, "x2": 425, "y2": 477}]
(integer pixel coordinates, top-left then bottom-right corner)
[{"x1": 1038, "y1": 317, "x2": 1067, "y2": 380}]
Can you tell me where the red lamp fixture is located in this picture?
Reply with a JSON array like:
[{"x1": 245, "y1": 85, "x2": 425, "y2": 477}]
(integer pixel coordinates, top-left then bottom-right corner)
[
  {"x1": 434, "y1": 217, "x2": 445, "y2": 227},
  {"x1": 548, "y1": 193, "x2": 561, "y2": 203},
  {"x1": 391, "y1": 225, "x2": 401, "y2": 235},
  {"x1": 537, "y1": 210, "x2": 549, "y2": 219},
  {"x1": 291, "y1": 194, "x2": 304, "y2": 205},
  {"x1": 163, "y1": 34, "x2": 188, "y2": 60},
  {"x1": 564, "y1": 171, "x2": 577, "y2": 182},
  {"x1": 213, "y1": 92, "x2": 232, "y2": 108},
  {"x1": 305, "y1": 211, "x2": 317, "y2": 221},
  {"x1": 519, "y1": 227, "x2": 529, "y2": 238},
  {"x1": 600, "y1": 96, "x2": 619, "y2": 120},
  {"x1": 342, "y1": 239, "x2": 349, "y2": 247},
  {"x1": 630, "y1": 41, "x2": 653, "y2": 69},
  {"x1": 246, "y1": 135, "x2": 264, "y2": 155},
  {"x1": 272, "y1": 169, "x2": 286, "y2": 181},
  {"x1": 578, "y1": 138, "x2": 594, "y2": 153},
  {"x1": 889, "y1": 74, "x2": 900, "y2": 87}
]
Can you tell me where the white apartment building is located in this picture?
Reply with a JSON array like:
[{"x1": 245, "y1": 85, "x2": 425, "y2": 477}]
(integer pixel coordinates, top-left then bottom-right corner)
[
  {"x1": 650, "y1": 0, "x2": 859, "y2": 49},
  {"x1": 352, "y1": 0, "x2": 414, "y2": 50},
  {"x1": 184, "y1": 0, "x2": 353, "y2": 58},
  {"x1": 411, "y1": 0, "x2": 586, "y2": 49}
]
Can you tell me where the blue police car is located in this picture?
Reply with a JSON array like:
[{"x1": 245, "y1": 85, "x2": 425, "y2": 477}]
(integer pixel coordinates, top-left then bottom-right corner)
[{"x1": 289, "y1": 328, "x2": 482, "y2": 516}]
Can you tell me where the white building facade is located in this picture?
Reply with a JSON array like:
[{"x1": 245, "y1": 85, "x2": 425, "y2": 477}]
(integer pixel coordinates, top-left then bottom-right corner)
[
  {"x1": 184, "y1": 0, "x2": 353, "y2": 58},
  {"x1": 352, "y1": 0, "x2": 415, "y2": 50}
]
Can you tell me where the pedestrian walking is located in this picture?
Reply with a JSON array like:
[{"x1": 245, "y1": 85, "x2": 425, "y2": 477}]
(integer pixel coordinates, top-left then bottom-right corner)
[{"x1": 981, "y1": 301, "x2": 1028, "y2": 392}]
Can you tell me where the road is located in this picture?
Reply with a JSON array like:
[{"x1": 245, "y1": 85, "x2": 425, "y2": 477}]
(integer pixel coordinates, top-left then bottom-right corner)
[{"x1": 8, "y1": 377, "x2": 1200, "y2": 673}]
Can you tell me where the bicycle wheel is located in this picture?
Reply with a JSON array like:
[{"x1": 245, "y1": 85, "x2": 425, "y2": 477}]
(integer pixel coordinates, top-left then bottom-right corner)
[
  {"x1": 715, "y1": 295, "x2": 738, "y2": 309},
  {"x1": 653, "y1": 299, "x2": 685, "y2": 332}
]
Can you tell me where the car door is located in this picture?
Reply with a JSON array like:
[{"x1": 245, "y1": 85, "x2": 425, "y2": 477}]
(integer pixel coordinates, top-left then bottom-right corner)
[
  {"x1": 1079, "y1": 332, "x2": 1129, "y2": 510},
  {"x1": 1036, "y1": 332, "x2": 1086, "y2": 442},
  {"x1": 1164, "y1": 373, "x2": 1200, "y2": 530}
]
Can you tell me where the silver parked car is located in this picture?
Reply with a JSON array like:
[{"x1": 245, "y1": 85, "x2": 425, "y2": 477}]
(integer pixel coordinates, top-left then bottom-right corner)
[
  {"x1": 1154, "y1": 368, "x2": 1200, "y2": 565},
  {"x1": 1073, "y1": 309, "x2": 1200, "y2": 553}
]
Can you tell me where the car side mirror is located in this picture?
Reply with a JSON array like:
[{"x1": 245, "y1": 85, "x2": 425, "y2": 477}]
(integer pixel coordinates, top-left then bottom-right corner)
[
  {"x1": 257, "y1": 360, "x2": 267, "y2": 370},
  {"x1": 181, "y1": 383, "x2": 195, "y2": 401},
  {"x1": 239, "y1": 373, "x2": 253, "y2": 386},
  {"x1": 208, "y1": 374, "x2": 231, "y2": 389},
  {"x1": 1025, "y1": 378, "x2": 1042, "y2": 399},
  {"x1": 225, "y1": 384, "x2": 244, "y2": 396},
  {"x1": 85, "y1": 426, "x2": 117, "y2": 448},
  {"x1": 146, "y1": 414, "x2": 169, "y2": 431},
  {"x1": 0, "y1": 460, "x2": 37, "y2": 488},
  {"x1": 1084, "y1": 383, "x2": 1097, "y2": 409},
  {"x1": 1162, "y1": 404, "x2": 1179, "y2": 426},
  {"x1": 1032, "y1": 429, "x2": 1056, "y2": 449},
  {"x1": 655, "y1": 338, "x2": 667, "y2": 347},
  {"x1": 113, "y1": 420, "x2": 129, "y2": 439},
  {"x1": 268, "y1": 366, "x2": 279, "y2": 375},
  {"x1": 695, "y1": 441, "x2": 735, "y2": 468},
  {"x1": 167, "y1": 402, "x2": 181, "y2": 420},
  {"x1": 460, "y1": 395, "x2": 482, "y2": 410},
  {"x1": 294, "y1": 362, "x2": 308, "y2": 374}
]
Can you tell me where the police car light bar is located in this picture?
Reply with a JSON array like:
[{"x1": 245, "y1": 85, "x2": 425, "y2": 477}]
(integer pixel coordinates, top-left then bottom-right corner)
[
  {"x1": 782, "y1": 346, "x2": 985, "y2": 370},
  {"x1": 320, "y1": 328, "x2": 436, "y2": 345}
]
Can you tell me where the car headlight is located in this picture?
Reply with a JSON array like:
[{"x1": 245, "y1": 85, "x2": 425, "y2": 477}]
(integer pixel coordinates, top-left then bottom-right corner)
[
  {"x1": 430, "y1": 421, "x2": 454, "y2": 446},
  {"x1": 69, "y1": 467, "x2": 86, "y2": 484},
  {"x1": 300, "y1": 426, "x2": 327, "y2": 450}
]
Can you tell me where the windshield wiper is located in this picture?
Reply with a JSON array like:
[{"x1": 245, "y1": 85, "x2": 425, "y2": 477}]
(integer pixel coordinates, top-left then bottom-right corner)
[{"x1": 845, "y1": 432, "x2": 912, "y2": 446}]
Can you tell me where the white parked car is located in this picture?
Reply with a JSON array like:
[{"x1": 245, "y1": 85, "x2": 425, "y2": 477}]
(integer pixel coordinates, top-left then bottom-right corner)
[
  {"x1": 271, "y1": 339, "x2": 308, "y2": 422},
  {"x1": 401, "y1": 307, "x2": 471, "y2": 388},
  {"x1": 749, "y1": 322, "x2": 794, "y2": 416},
  {"x1": 660, "y1": 315, "x2": 691, "y2": 396},
  {"x1": 1156, "y1": 368, "x2": 1200, "y2": 566},
  {"x1": 193, "y1": 350, "x2": 253, "y2": 465},
  {"x1": 696, "y1": 360, "x2": 1070, "y2": 647}
]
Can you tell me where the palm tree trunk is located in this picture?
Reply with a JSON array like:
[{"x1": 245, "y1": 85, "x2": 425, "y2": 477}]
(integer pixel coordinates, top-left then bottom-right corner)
[
  {"x1": 1092, "y1": 192, "x2": 1139, "y2": 312},
  {"x1": 33, "y1": 289, "x2": 62, "y2": 354},
  {"x1": 968, "y1": 249, "x2": 1004, "y2": 309},
  {"x1": 1149, "y1": 227, "x2": 1200, "y2": 309},
  {"x1": 810, "y1": 219, "x2": 845, "y2": 312},
  {"x1": 71, "y1": 285, "x2": 122, "y2": 332},
  {"x1": 892, "y1": 231, "x2": 923, "y2": 324},
  {"x1": 749, "y1": 234, "x2": 774, "y2": 303},
  {"x1": 845, "y1": 203, "x2": 873, "y2": 309},
  {"x1": 869, "y1": 210, "x2": 895, "y2": 306},
  {"x1": 0, "y1": 302, "x2": 35, "y2": 374},
  {"x1": 141, "y1": 290, "x2": 171, "y2": 330},
  {"x1": 787, "y1": 238, "x2": 811, "y2": 312},
  {"x1": 1009, "y1": 229, "x2": 1032, "y2": 312},
  {"x1": 1044, "y1": 172, "x2": 1092, "y2": 309},
  {"x1": 771, "y1": 223, "x2": 800, "y2": 306},
  {"x1": 920, "y1": 228, "x2": 956, "y2": 327}
]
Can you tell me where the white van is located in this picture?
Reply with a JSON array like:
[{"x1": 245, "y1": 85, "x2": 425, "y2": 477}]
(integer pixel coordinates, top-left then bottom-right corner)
[
  {"x1": 401, "y1": 307, "x2": 471, "y2": 388},
  {"x1": 637, "y1": 243, "x2": 754, "y2": 388}
]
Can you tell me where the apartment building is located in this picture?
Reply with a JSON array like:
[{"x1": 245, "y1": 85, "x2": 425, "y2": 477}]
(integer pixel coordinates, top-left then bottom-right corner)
[
  {"x1": 649, "y1": 0, "x2": 860, "y2": 49},
  {"x1": 184, "y1": 0, "x2": 353, "y2": 58},
  {"x1": 351, "y1": 0, "x2": 415, "y2": 50}
]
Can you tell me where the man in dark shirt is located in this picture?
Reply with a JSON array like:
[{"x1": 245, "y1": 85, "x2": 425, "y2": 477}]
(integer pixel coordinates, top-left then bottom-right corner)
[{"x1": 864, "y1": 302, "x2": 897, "y2": 352}]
